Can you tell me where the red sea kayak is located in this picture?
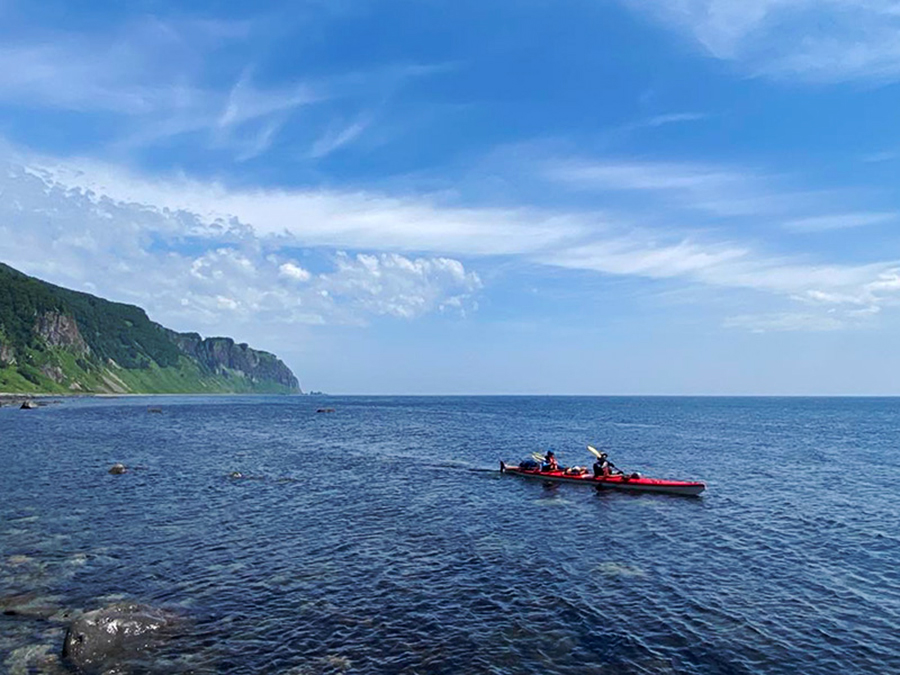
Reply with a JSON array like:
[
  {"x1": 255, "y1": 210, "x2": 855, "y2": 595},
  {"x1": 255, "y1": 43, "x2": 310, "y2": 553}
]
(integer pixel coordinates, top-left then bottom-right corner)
[{"x1": 500, "y1": 462, "x2": 705, "y2": 496}]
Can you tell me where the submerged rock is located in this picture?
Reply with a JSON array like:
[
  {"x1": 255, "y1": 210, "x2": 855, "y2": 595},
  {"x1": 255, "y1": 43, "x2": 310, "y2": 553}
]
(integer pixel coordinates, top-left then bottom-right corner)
[
  {"x1": 0, "y1": 592, "x2": 68, "y2": 620},
  {"x1": 6, "y1": 642, "x2": 65, "y2": 675},
  {"x1": 108, "y1": 463, "x2": 127, "y2": 475},
  {"x1": 62, "y1": 603, "x2": 180, "y2": 673}
]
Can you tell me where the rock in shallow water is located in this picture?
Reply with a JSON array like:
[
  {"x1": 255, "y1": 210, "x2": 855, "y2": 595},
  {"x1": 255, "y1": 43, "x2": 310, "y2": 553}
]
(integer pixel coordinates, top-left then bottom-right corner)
[
  {"x1": 62, "y1": 603, "x2": 180, "y2": 673},
  {"x1": 0, "y1": 591, "x2": 67, "y2": 620}
]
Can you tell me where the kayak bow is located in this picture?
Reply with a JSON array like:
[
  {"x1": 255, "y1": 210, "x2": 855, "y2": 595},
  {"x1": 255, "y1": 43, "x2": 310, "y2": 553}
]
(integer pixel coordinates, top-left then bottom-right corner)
[{"x1": 499, "y1": 461, "x2": 705, "y2": 497}]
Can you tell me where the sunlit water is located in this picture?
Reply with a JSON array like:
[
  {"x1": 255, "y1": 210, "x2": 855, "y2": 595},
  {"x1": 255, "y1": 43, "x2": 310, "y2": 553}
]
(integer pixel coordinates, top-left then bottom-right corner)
[{"x1": 2, "y1": 396, "x2": 899, "y2": 674}]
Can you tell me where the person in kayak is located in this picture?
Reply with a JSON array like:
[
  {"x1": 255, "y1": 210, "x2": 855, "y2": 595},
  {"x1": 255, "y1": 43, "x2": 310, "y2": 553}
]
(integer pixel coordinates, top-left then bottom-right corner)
[
  {"x1": 542, "y1": 450, "x2": 559, "y2": 472},
  {"x1": 593, "y1": 452, "x2": 622, "y2": 477}
]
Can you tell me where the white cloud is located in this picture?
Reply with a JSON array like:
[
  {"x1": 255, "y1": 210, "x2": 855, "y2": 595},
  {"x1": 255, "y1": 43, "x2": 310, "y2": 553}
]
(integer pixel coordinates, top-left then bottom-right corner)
[
  {"x1": 862, "y1": 151, "x2": 899, "y2": 163},
  {"x1": 279, "y1": 262, "x2": 312, "y2": 282},
  {"x1": 867, "y1": 269, "x2": 900, "y2": 294},
  {"x1": 784, "y1": 212, "x2": 897, "y2": 232},
  {"x1": 0, "y1": 31, "x2": 324, "y2": 162},
  {"x1": 0, "y1": 163, "x2": 482, "y2": 336},
  {"x1": 217, "y1": 70, "x2": 321, "y2": 130},
  {"x1": 4, "y1": 153, "x2": 900, "y2": 335},
  {"x1": 0, "y1": 17, "x2": 444, "y2": 163},
  {"x1": 622, "y1": 0, "x2": 900, "y2": 82},
  {"x1": 545, "y1": 237, "x2": 748, "y2": 279},
  {"x1": 0, "y1": 17, "x2": 238, "y2": 115},
  {"x1": 544, "y1": 158, "x2": 810, "y2": 218},
  {"x1": 309, "y1": 119, "x2": 371, "y2": 158},
  {"x1": 29, "y1": 157, "x2": 589, "y2": 256},
  {"x1": 787, "y1": 267, "x2": 900, "y2": 315},
  {"x1": 548, "y1": 158, "x2": 744, "y2": 192},
  {"x1": 545, "y1": 156, "x2": 869, "y2": 234},
  {"x1": 723, "y1": 312, "x2": 847, "y2": 333},
  {"x1": 642, "y1": 112, "x2": 707, "y2": 126},
  {"x1": 320, "y1": 252, "x2": 482, "y2": 319},
  {"x1": 621, "y1": 112, "x2": 709, "y2": 131}
]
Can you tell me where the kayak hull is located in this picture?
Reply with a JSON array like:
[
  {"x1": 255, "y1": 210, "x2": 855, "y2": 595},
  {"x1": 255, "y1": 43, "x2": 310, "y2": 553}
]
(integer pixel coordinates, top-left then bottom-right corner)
[{"x1": 500, "y1": 463, "x2": 705, "y2": 497}]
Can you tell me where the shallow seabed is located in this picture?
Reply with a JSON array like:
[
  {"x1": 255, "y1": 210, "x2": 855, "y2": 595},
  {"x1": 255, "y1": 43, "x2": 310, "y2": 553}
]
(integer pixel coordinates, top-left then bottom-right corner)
[{"x1": 2, "y1": 396, "x2": 899, "y2": 674}]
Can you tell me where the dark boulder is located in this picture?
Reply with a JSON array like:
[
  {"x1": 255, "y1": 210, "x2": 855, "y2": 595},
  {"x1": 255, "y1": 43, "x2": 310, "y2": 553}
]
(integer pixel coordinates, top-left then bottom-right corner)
[
  {"x1": 20, "y1": 399, "x2": 39, "y2": 409},
  {"x1": 108, "y1": 463, "x2": 127, "y2": 475},
  {"x1": 62, "y1": 603, "x2": 180, "y2": 673}
]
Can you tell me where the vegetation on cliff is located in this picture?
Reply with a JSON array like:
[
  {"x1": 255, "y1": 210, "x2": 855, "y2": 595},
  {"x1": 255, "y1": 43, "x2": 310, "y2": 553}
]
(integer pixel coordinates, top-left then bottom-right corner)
[{"x1": 0, "y1": 262, "x2": 300, "y2": 394}]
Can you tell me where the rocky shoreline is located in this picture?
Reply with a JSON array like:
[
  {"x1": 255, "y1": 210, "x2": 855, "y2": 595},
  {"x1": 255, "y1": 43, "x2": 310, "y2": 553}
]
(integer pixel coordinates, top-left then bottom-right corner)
[{"x1": 0, "y1": 393, "x2": 62, "y2": 408}]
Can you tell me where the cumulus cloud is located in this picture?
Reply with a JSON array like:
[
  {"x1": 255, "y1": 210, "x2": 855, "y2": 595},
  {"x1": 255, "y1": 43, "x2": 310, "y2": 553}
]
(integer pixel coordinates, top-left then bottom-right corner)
[
  {"x1": 0, "y1": 163, "x2": 481, "y2": 337},
  {"x1": 278, "y1": 262, "x2": 312, "y2": 282},
  {"x1": 321, "y1": 252, "x2": 481, "y2": 318}
]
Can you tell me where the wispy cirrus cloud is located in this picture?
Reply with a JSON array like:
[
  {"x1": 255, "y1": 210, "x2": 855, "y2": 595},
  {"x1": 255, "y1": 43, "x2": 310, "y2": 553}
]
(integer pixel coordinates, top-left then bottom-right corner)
[
  {"x1": 621, "y1": 112, "x2": 709, "y2": 132},
  {"x1": 28, "y1": 157, "x2": 589, "y2": 257},
  {"x1": 8, "y1": 152, "x2": 900, "y2": 335},
  {"x1": 784, "y1": 211, "x2": 898, "y2": 233},
  {"x1": 622, "y1": 0, "x2": 900, "y2": 83},
  {"x1": 309, "y1": 118, "x2": 372, "y2": 159},
  {"x1": 0, "y1": 15, "x2": 445, "y2": 163},
  {"x1": 537, "y1": 154, "x2": 900, "y2": 326},
  {"x1": 0, "y1": 16, "x2": 238, "y2": 114},
  {"x1": 549, "y1": 158, "x2": 739, "y2": 191},
  {"x1": 544, "y1": 157, "x2": 828, "y2": 218},
  {"x1": 723, "y1": 312, "x2": 847, "y2": 333}
]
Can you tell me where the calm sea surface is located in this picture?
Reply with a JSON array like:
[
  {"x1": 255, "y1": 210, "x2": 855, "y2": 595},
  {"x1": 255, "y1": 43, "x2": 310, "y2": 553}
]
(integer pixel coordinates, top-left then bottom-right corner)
[{"x1": 2, "y1": 396, "x2": 899, "y2": 674}]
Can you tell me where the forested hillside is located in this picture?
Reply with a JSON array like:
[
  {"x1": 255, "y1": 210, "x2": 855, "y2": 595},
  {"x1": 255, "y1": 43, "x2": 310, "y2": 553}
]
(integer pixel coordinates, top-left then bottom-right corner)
[{"x1": 0, "y1": 262, "x2": 300, "y2": 394}]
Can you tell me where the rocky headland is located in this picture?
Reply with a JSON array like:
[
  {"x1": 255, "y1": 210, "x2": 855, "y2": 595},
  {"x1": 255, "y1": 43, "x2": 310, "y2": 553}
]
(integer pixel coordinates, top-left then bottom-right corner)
[{"x1": 0, "y1": 262, "x2": 300, "y2": 394}]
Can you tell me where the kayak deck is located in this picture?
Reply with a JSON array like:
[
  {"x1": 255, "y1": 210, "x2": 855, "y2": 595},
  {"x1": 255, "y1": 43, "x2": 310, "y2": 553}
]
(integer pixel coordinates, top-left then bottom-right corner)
[{"x1": 500, "y1": 462, "x2": 705, "y2": 496}]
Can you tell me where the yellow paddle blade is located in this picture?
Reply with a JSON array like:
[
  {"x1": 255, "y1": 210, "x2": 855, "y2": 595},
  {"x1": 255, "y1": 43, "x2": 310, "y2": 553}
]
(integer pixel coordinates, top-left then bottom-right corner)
[
  {"x1": 531, "y1": 452, "x2": 545, "y2": 462},
  {"x1": 587, "y1": 445, "x2": 603, "y2": 459}
]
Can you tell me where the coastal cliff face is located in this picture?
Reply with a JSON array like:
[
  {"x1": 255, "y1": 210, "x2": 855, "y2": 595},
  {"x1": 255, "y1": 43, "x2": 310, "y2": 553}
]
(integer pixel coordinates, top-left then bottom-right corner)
[
  {"x1": 0, "y1": 262, "x2": 301, "y2": 394},
  {"x1": 168, "y1": 332, "x2": 300, "y2": 390}
]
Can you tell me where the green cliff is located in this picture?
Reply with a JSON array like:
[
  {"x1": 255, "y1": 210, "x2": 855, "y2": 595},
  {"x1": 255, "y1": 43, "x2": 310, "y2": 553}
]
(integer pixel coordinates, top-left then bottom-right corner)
[{"x1": 0, "y1": 262, "x2": 300, "y2": 394}]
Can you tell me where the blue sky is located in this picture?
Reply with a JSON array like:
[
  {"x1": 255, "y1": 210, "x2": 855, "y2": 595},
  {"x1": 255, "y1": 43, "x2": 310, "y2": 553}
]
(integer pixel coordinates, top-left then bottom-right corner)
[{"x1": 2, "y1": 0, "x2": 900, "y2": 394}]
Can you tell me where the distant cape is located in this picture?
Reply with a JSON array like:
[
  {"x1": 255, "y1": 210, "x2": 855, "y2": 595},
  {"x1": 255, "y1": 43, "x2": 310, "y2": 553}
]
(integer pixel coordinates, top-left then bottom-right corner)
[{"x1": 0, "y1": 262, "x2": 300, "y2": 394}]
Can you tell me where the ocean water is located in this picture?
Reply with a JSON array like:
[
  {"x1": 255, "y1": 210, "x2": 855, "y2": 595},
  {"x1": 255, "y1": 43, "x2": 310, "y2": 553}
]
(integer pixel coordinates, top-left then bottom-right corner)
[{"x1": 1, "y1": 396, "x2": 899, "y2": 674}]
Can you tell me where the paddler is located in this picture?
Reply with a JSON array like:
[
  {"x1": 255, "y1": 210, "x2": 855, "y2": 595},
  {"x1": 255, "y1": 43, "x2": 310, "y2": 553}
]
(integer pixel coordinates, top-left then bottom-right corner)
[
  {"x1": 592, "y1": 451, "x2": 621, "y2": 477},
  {"x1": 542, "y1": 450, "x2": 559, "y2": 472}
]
